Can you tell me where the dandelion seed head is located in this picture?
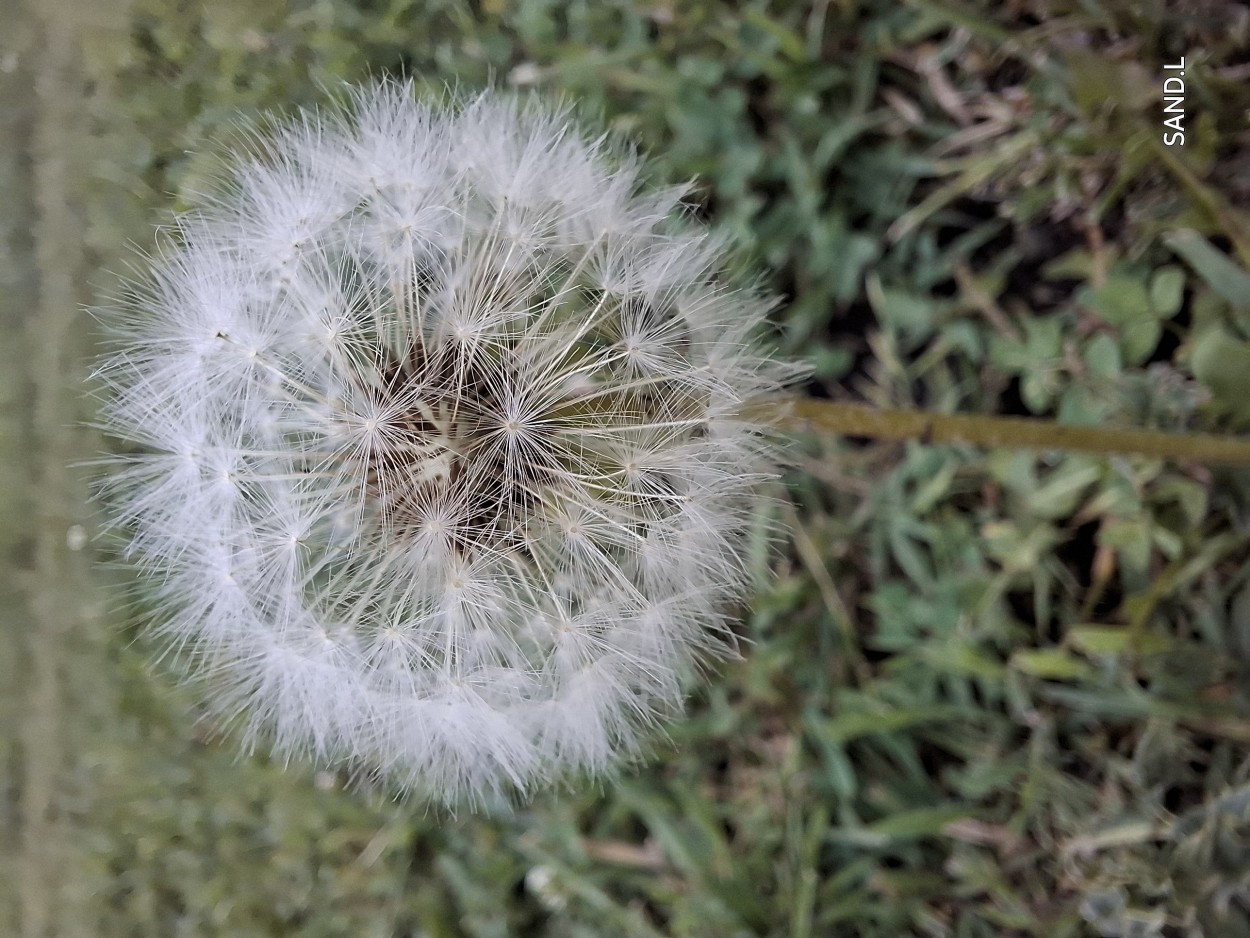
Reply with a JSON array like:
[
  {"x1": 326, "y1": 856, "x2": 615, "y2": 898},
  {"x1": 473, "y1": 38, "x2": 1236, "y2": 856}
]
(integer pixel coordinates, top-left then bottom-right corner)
[{"x1": 95, "y1": 79, "x2": 794, "y2": 808}]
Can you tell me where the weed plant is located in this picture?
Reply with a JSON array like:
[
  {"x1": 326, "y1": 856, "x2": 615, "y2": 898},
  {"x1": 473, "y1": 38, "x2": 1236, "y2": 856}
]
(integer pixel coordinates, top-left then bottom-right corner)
[{"x1": 58, "y1": 0, "x2": 1250, "y2": 935}]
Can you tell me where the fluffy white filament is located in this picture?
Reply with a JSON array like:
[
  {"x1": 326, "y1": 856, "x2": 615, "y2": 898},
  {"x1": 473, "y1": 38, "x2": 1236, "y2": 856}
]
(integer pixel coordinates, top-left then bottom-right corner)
[{"x1": 95, "y1": 81, "x2": 791, "y2": 806}]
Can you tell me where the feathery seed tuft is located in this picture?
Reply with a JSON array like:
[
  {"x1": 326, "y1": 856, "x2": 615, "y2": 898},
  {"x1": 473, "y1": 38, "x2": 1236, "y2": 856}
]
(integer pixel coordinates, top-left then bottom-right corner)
[{"x1": 95, "y1": 80, "x2": 793, "y2": 807}]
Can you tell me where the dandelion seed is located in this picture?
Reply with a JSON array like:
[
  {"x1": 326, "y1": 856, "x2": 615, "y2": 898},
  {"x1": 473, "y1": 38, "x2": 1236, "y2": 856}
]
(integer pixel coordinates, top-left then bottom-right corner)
[{"x1": 94, "y1": 79, "x2": 794, "y2": 807}]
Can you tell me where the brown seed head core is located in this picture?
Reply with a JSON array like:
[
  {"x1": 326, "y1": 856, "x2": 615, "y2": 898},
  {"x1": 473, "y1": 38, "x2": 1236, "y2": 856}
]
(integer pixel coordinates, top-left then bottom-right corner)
[{"x1": 349, "y1": 337, "x2": 544, "y2": 556}]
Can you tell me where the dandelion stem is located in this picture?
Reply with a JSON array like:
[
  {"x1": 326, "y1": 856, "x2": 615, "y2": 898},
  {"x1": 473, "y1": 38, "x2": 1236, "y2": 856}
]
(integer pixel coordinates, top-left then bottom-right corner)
[{"x1": 762, "y1": 398, "x2": 1250, "y2": 466}]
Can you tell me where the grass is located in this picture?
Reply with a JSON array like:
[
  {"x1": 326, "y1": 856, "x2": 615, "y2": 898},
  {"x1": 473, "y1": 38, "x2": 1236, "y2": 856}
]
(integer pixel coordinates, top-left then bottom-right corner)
[{"x1": 8, "y1": 0, "x2": 1250, "y2": 935}]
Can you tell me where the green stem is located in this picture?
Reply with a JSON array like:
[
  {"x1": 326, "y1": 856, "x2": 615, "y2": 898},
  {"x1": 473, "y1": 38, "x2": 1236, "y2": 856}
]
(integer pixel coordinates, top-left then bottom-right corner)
[{"x1": 758, "y1": 398, "x2": 1250, "y2": 466}]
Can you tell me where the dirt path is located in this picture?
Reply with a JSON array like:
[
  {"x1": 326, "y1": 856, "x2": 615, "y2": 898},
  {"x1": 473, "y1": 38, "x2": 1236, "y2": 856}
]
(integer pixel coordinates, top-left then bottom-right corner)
[{"x1": 1, "y1": 1, "x2": 130, "y2": 935}]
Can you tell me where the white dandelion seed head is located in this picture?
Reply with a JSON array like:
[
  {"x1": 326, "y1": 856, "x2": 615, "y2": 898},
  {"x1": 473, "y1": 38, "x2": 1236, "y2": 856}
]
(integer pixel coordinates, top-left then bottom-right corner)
[{"x1": 94, "y1": 79, "x2": 794, "y2": 808}]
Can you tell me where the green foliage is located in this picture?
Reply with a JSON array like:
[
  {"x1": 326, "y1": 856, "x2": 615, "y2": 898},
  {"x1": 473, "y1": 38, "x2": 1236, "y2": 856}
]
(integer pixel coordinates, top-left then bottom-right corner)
[{"x1": 62, "y1": 0, "x2": 1250, "y2": 935}]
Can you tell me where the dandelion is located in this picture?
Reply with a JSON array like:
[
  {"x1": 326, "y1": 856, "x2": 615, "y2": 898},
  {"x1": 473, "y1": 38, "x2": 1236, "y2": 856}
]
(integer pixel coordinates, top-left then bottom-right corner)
[{"x1": 95, "y1": 80, "x2": 793, "y2": 807}]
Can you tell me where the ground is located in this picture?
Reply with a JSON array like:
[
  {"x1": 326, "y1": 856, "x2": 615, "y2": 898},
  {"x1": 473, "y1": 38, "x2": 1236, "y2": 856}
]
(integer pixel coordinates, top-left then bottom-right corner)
[{"x1": 5, "y1": 1, "x2": 1250, "y2": 936}]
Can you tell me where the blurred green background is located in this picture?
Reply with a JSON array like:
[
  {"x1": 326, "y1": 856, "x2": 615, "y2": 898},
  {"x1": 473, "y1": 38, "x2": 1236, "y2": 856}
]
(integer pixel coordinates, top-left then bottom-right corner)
[{"x1": 5, "y1": 0, "x2": 1250, "y2": 935}]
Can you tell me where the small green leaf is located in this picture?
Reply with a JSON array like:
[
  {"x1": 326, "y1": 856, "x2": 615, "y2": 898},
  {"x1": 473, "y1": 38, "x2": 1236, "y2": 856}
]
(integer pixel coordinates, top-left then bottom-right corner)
[
  {"x1": 1025, "y1": 462, "x2": 1102, "y2": 519},
  {"x1": 1021, "y1": 369, "x2": 1058, "y2": 413},
  {"x1": 867, "y1": 276, "x2": 936, "y2": 341},
  {"x1": 863, "y1": 805, "x2": 972, "y2": 841},
  {"x1": 1083, "y1": 275, "x2": 1152, "y2": 327},
  {"x1": 819, "y1": 705, "x2": 966, "y2": 744},
  {"x1": 1165, "y1": 229, "x2": 1250, "y2": 310},
  {"x1": 1011, "y1": 648, "x2": 1094, "y2": 680},
  {"x1": 1083, "y1": 333, "x2": 1122, "y2": 379},
  {"x1": 1067, "y1": 625, "x2": 1171, "y2": 657},
  {"x1": 1149, "y1": 265, "x2": 1185, "y2": 318},
  {"x1": 809, "y1": 345, "x2": 853, "y2": 380},
  {"x1": 1042, "y1": 248, "x2": 1095, "y2": 281},
  {"x1": 1057, "y1": 386, "x2": 1109, "y2": 426},
  {"x1": 1120, "y1": 316, "x2": 1162, "y2": 365},
  {"x1": 921, "y1": 640, "x2": 1006, "y2": 679},
  {"x1": 1189, "y1": 327, "x2": 1250, "y2": 418},
  {"x1": 1155, "y1": 478, "x2": 1209, "y2": 528},
  {"x1": 1100, "y1": 517, "x2": 1153, "y2": 575}
]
